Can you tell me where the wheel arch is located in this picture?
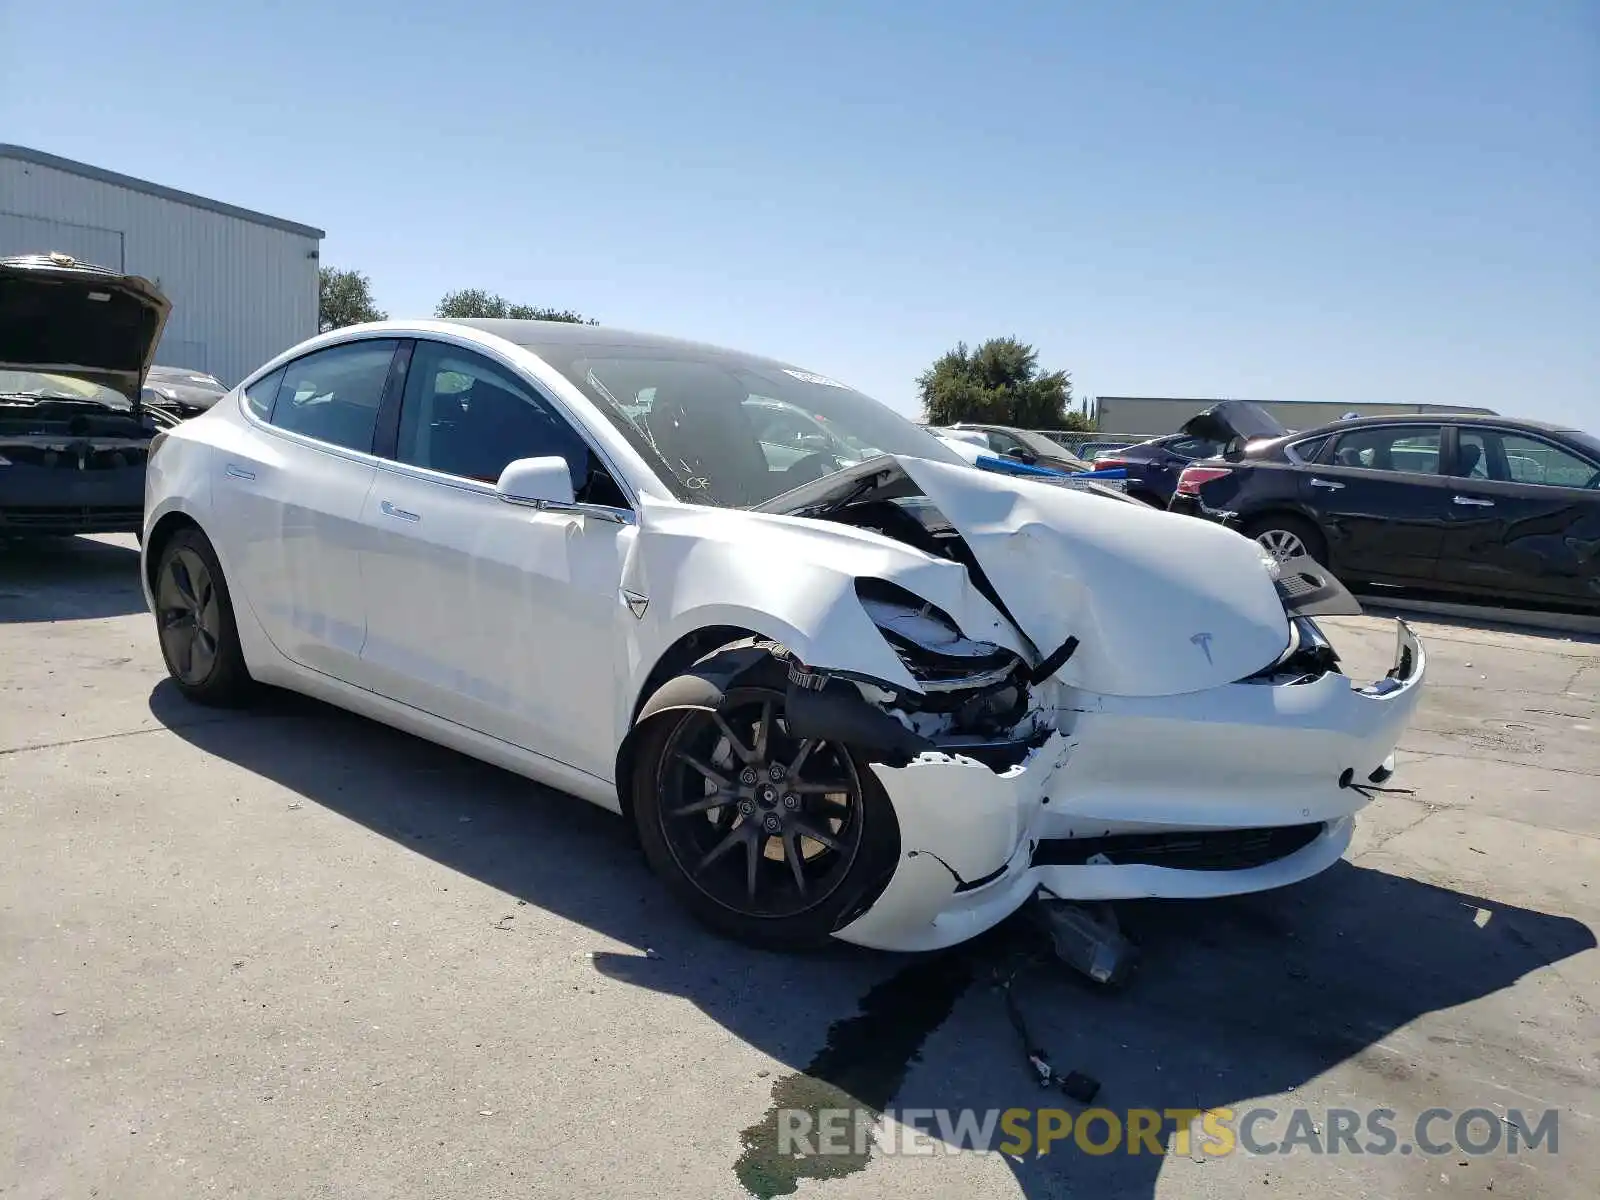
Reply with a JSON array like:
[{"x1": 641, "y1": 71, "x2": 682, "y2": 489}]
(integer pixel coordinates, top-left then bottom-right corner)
[
  {"x1": 615, "y1": 626, "x2": 776, "y2": 819},
  {"x1": 143, "y1": 510, "x2": 204, "y2": 598}
]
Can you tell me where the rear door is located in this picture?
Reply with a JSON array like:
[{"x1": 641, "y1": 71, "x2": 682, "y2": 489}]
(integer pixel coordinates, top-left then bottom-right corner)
[
  {"x1": 1301, "y1": 423, "x2": 1453, "y2": 585},
  {"x1": 209, "y1": 338, "x2": 403, "y2": 677},
  {"x1": 1437, "y1": 426, "x2": 1600, "y2": 608}
]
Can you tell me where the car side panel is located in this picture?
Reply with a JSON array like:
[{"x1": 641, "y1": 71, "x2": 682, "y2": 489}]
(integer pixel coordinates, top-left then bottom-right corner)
[
  {"x1": 206, "y1": 413, "x2": 378, "y2": 677},
  {"x1": 1291, "y1": 463, "x2": 1450, "y2": 585},
  {"x1": 1435, "y1": 478, "x2": 1600, "y2": 610}
]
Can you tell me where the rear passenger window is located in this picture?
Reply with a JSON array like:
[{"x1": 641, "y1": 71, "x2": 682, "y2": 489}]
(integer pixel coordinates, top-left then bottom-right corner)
[
  {"x1": 268, "y1": 340, "x2": 399, "y2": 453},
  {"x1": 1329, "y1": 426, "x2": 1443, "y2": 475},
  {"x1": 243, "y1": 368, "x2": 283, "y2": 419}
]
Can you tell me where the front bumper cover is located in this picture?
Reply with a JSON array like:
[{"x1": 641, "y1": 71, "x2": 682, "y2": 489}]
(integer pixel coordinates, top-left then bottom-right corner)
[{"x1": 832, "y1": 620, "x2": 1426, "y2": 952}]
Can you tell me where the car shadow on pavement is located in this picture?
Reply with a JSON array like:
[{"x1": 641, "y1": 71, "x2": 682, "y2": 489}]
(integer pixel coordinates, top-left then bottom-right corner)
[
  {"x1": 152, "y1": 681, "x2": 1597, "y2": 1200},
  {"x1": 0, "y1": 535, "x2": 145, "y2": 623}
]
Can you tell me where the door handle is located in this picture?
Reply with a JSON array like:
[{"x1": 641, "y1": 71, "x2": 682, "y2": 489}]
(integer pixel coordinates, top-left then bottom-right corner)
[
  {"x1": 1452, "y1": 495, "x2": 1494, "y2": 508},
  {"x1": 379, "y1": 500, "x2": 421, "y2": 522},
  {"x1": 224, "y1": 464, "x2": 256, "y2": 481},
  {"x1": 1309, "y1": 478, "x2": 1344, "y2": 490}
]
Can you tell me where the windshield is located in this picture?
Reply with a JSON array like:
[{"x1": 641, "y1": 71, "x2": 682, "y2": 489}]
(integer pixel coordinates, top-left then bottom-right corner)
[
  {"x1": 0, "y1": 369, "x2": 131, "y2": 409},
  {"x1": 521, "y1": 341, "x2": 965, "y2": 507}
]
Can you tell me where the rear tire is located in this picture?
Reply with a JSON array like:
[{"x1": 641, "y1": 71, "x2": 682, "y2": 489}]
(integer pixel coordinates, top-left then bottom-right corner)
[
  {"x1": 630, "y1": 652, "x2": 901, "y2": 951},
  {"x1": 1243, "y1": 513, "x2": 1327, "y2": 566},
  {"x1": 153, "y1": 527, "x2": 256, "y2": 707}
]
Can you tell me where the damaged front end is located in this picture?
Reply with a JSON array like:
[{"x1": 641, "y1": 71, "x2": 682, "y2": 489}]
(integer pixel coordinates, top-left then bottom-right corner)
[{"x1": 742, "y1": 456, "x2": 1427, "y2": 953}]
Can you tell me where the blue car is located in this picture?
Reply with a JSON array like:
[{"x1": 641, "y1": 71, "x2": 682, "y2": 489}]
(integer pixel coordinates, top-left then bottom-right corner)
[{"x1": 1090, "y1": 433, "x2": 1224, "y2": 508}]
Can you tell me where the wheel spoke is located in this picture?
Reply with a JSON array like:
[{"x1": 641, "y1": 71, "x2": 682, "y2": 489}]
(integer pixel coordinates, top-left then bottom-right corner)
[
  {"x1": 693, "y1": 822, "x2": 749, "y2": 875},
  {"x1": 745, "y1": 832, "x2": 762, "y2": 900},
  {"x1": 782, "y1": 831, "x2": 808, "y2": 897},
  {"x1": 169, "y1": 556, "x2": 198, "y2": 607},
  {"x1": 174, "y1": 628, "x2": 195, "y2": 679},
  {"x1": 792, "y1": 818, "x2": 843, "y2": 852},
  {"x1": 786, "y1": 738, "x2": 820, "y2": 778},
  {"x1": 815, "y1": 798, "x2": 853, "y2": 820},
  {"x1": 711, "y1": 712, "x2": 756, "y2": 764},
  {"x1": 668, "y1": 790, "x2": 734, "y2": 818},
  {"x1": 793, "y1": 779, "x2": 852, "y2": 795},
  {"x1": 675, "y1": 751, "x2": 730, "y2": 788},
  {"x1": 187, "y1": 628, "x2": 216, "y2": 681},
  {"x1": 752, "y1": 700, "x2": 773, "y2": 762}
]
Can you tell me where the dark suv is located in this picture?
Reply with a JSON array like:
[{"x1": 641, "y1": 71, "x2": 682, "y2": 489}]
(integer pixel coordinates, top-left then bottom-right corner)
[{"x1": 1168, "y1": 403, "x2": 1600, "y2": 615}]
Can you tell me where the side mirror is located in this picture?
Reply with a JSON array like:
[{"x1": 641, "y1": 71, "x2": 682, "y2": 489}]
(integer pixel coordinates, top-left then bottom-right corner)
[
  {"x1": 1003, "y1": 449, "x2": 1038, "y2": 465},
  {"x1": 496, "y1": 456, "x2": 574, "y2": 506}
]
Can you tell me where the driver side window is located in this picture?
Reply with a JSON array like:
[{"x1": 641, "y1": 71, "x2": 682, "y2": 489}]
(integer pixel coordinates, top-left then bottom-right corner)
[{"x1": 395, "y1": 342, "x2": 603, "y2": 498}]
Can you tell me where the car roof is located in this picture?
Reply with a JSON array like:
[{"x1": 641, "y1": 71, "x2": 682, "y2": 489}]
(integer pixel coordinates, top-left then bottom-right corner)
[
  {"x1": 443, "y1": 318, "x2": 808, "y2": 372},
  {"x1": 1288, "y1": 412, "x2": 1581, "y2": 437}
]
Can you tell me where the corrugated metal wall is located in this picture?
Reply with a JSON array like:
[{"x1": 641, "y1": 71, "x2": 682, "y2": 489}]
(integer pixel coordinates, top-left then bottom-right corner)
[{"x1": 1, "y1": 157, "x2": 319, "y2": 385}]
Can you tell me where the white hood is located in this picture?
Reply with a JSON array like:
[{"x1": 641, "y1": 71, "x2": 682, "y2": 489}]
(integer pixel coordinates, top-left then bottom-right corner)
[{"x1": 766, "y1": 455, "x2": 1291, "y2": 697}]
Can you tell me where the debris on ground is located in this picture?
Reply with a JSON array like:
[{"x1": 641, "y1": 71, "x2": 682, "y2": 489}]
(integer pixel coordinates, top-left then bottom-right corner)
[{"x1": 1028, "y1": 896, "x2": 1138, "y2": 986}]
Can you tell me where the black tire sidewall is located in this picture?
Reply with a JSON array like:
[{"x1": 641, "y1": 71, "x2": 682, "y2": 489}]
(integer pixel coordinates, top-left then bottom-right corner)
[{"x1": 630, "y1": 675, "x2": 902, "y2": 952}]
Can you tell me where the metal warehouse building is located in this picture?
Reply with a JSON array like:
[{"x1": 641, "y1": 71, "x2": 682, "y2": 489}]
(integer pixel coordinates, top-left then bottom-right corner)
[
  {"x1": 1091, "y1": 395, "x2": 1496, "y2": 438},
  {"x1": 0, "y1": 144, "x2": 323, "y2": 386}
]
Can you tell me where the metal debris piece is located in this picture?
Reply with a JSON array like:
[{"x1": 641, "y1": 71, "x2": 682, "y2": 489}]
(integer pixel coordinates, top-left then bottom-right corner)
[{"x1": 1030, "y1": 895, "x2": 1137, "y2": 986}]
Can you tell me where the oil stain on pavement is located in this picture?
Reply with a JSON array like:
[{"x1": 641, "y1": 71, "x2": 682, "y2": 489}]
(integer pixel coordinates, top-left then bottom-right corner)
[{"x1": 734, "y1": 950, "x2": 975, "y2": 1198}]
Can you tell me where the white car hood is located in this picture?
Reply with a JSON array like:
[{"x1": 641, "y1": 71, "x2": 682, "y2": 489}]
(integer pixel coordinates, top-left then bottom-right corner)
[{"x1": 767, "y1": 455, "x2": 1291, "y2": 697}]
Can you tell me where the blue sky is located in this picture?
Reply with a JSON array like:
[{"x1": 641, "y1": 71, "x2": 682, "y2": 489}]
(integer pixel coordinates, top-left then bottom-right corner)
[{"x1": 5, "y1": 1, "x2": 1595, "y2": 425}]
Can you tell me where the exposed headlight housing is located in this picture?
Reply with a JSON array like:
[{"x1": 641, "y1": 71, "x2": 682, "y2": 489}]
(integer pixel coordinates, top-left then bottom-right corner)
[{"x1": 855, "y1": 579, "x2": 1023, "y2": 695}]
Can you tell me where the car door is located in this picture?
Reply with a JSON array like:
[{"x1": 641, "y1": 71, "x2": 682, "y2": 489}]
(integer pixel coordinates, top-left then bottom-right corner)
[
  {"x1": 357, "y1": 338, "x2": 634, "y2": 779},
  {"x1": 1437, "y1": 426, "x2": 1600, "y2": 608},
  {"x1": 210, "y1": 338, "x2": 404, "y2": 677},
  {"x1": 1299, "y1": 423, "x2": 1453, "y2": 584}
]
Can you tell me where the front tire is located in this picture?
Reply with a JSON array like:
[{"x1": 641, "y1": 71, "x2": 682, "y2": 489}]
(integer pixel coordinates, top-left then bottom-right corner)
[
  {"x1": 630, "y1": 663, "x2": 900, "y2": 951},
  {"x1": 153, "y1": 527, "x2": 255, "y2": 706}
]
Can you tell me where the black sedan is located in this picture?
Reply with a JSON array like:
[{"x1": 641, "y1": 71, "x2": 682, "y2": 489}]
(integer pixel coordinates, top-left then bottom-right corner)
[
  {"x1": 1168, "y1": 403, "x2": 1600, "y2": 614},
  {"x1": 143, "y1": 364, "x2": 228, "y2": 416}
]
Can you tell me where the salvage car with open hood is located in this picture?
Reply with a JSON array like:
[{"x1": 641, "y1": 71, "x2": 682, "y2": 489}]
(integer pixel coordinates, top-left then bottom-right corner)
[
  {"x1": 139, "y1": 320, "x2": 1426, "y2": 951},
  {"x1": 1, "y1": 253, "x2": 176, "y2": 536}
]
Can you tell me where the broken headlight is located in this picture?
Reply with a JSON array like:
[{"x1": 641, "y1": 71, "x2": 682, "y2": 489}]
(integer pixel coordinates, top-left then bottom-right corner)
[{"x1": 852, "y1": 579, "x2": 1030, "y2": 735}]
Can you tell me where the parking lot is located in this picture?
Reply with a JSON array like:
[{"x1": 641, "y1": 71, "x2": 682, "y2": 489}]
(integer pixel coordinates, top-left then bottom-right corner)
[{"x1": 3, "y1": 534, "x2": 1596, "y2": 1199}]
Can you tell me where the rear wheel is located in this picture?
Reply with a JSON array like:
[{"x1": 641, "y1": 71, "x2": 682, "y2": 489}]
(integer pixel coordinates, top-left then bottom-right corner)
[
  {"x1": 631, "y1": 667, "x2": 900, "y2": 950},
  {"x1": 1244, "y1": 513, "x2": 1327, "y2": 566},
  {"x1": 154, "y1": 527, "x2": 255, "y2": 706}
]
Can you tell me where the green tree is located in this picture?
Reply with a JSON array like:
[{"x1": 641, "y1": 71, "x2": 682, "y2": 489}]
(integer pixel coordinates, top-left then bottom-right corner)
[
  {"x1": 318, "y1": 267, "x2": 386, "y2": 332},
  {"x1": 434, "y1": 289, "x2": 597, "y2": 324},
  {"x1": 917, "y1": 337, "x2": 1089, "y2": 429}
]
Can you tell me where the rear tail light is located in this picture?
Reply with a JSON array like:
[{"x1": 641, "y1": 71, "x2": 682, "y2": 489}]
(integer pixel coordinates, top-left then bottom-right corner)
[
  {"x1": 1094, "y1": 457, "x2": 1130, "y2": 471},
  {"x1": 1175, "y1": 465, "x2": 1233, "y2": 496}
]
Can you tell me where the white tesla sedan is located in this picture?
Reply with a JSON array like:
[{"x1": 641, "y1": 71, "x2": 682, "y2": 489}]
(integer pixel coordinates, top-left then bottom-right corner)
[{"x1": 141, "y1": 320, "x2": 1426, "y2": 952}]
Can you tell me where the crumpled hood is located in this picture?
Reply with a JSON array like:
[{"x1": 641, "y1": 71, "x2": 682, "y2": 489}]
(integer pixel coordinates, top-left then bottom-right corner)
[
  {"x1": 0, "y1": 254, "x2": 171, "y2": 404},
  {"x1": 766, "y1": 454, "x2": 1291, "y2": 697}
]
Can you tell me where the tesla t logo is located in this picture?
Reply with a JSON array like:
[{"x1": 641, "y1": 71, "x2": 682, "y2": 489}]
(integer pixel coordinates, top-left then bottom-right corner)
[{"x1": 1190, "y1": 632, "x2": 1214, "y2": 664}]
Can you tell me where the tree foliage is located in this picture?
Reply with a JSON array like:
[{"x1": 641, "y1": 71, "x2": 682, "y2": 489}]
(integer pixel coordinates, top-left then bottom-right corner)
[
  {"x1": 917, "y1": 337, "x2": 1090, "y2": 430},
  {"x1": 434, "y1": 289, "x2": 597, "y2": 324},
  {"x1": 318, "y1": 267, "x2": 386, "y2": 332}
]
